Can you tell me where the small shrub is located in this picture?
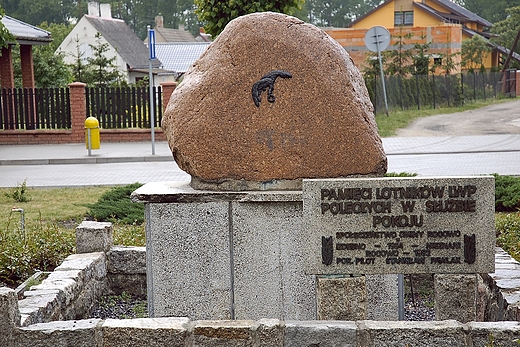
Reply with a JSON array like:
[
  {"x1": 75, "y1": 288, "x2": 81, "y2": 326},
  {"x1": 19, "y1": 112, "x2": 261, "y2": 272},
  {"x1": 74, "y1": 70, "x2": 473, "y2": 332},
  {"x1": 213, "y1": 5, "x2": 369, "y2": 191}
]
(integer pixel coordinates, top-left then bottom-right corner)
[
  {"x1": 496, "y1": 212, "x2": 520, "y2": 261},
  {"x1": 86, "y1": 183, "x2": 144, "y2": 224},
  {"x1": 0, "y1": 221, "x2": 74, "y2": 287},
  {"x1": 494, "y1": 174, "x2": 520, "y2": 212},
  {"x1": 4, "y1": 179, "x2": 31, "y2": 203}
]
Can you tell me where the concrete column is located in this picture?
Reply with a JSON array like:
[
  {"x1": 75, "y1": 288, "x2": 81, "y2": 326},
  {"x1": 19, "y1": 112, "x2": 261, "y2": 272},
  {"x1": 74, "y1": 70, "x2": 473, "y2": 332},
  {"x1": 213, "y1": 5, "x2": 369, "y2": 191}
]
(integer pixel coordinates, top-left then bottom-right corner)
[
  {"x1": 68, "y1": 82, "x2": 87, "y2": 142},
  {"x1": 434, "y1": 273, "x2": 477, "y2": 323},
  {"x1": 316, "y1": 275, "x2": 367, "y2": 320},
  {"x1": 0, "y1": 287, "x2": 21, "y2": 347},
  {"x1": 160, "y1": 82, "x2": 177, "y2": 112},
  {"x1": 0, "y1": 45, "x2": 15, "y2": 88},
  {"x1": 20, "y1": 45, "x2": 35, "y2": 89},
  {"x1": 76, "y1": 221, "x2": 113, "y2": 253}
]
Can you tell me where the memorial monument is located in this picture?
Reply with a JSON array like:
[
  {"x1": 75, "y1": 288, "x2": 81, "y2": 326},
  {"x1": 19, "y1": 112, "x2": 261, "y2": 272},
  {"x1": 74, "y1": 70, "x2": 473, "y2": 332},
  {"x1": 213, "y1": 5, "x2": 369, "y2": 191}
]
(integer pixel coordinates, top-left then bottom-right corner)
[{"x1": 132, "y1": 12, "x2": 495, "y2": 322}]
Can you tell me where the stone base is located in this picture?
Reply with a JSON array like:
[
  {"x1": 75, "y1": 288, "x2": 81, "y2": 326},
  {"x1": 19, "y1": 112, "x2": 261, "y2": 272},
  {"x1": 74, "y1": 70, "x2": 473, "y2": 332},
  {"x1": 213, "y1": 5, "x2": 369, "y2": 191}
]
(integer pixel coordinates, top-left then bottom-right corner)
[
  {"x1": 316, "y1": 276, "x2": 367, "y2": 320},
  {"x1": 133, "y1": 182, "x2": 399, "y2": 321},
  {"x1": 190, "y1": 176, "x2": 302, "y2": 191},
  {"x1": 434, "y1": 274, "x2": 477, "y2": 323}
]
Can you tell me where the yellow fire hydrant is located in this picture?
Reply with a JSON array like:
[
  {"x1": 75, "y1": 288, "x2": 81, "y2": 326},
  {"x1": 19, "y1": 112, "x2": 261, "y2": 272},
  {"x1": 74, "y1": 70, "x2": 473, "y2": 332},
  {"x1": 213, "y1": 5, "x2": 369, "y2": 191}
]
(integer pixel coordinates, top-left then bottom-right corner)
[{"x1": 85, "y1": 117, "x2": 100, "y2": 155}]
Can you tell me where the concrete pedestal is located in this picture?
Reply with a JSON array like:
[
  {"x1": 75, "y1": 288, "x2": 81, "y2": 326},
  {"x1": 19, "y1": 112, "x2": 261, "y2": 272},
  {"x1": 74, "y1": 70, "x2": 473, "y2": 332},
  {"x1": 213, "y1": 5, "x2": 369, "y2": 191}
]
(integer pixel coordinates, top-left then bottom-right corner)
[{"x1": 133, "y1": 182, "x2": 398, "y2": 320}]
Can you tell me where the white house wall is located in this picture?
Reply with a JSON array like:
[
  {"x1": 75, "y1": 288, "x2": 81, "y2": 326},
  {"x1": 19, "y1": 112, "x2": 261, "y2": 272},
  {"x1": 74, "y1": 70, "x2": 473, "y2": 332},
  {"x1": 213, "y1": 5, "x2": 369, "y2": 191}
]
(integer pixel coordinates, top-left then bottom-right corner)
[{"x1": 56, "y1": 16, "x2": 129, "y2": 84}]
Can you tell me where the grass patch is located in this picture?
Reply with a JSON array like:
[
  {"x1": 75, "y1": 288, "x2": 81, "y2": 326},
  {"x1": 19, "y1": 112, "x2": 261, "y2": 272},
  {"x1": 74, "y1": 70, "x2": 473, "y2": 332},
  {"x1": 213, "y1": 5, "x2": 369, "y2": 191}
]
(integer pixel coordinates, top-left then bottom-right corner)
[
  {"x1": 86, "y1": 183, "x2": 144, "y2": 225},
  {"x1": 0, "y1": 185, "x2": 145, "y2": 287},
  {"x1": 376, "y1": 99, "x2": 513, "y2": 137}
]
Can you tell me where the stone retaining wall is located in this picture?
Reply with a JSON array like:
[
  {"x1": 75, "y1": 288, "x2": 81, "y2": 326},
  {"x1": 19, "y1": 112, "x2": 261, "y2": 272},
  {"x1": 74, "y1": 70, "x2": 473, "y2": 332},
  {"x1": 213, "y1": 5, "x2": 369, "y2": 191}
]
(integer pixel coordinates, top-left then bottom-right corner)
[{"x1": 3, "y1": 221, "x2": 520, "y2": 346}]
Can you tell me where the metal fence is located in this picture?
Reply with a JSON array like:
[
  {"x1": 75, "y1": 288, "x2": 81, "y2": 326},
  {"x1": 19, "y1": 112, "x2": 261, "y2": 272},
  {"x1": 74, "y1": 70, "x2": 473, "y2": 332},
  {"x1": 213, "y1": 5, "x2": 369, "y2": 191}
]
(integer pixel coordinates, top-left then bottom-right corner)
[
  {"x1": 86, "y1": 86, "x2": 163, "y2": 129},
  {"x1": 366, "y1": 71, "x2": 516, "y2": 115},
  {"x1": 0, "y1": 88, "x2": 70, "y2": 130}
]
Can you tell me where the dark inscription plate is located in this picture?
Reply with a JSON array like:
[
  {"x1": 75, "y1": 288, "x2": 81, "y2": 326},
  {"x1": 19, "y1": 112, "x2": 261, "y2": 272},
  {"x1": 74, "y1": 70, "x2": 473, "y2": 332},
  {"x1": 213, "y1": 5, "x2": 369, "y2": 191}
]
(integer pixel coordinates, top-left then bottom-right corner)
[{"x1": 303, "y1": 177, "x2": 495, "y2": 275}]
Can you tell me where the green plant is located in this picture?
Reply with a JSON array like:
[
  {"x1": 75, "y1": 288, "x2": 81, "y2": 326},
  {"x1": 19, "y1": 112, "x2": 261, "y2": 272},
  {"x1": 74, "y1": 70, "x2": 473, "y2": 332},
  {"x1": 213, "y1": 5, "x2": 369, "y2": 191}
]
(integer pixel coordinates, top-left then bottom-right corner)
[
  {"x1": 0, "y1": 219, "x2": 74, "y2": 287},
  {"x1": 195, "y1": 0, "x2": 305, "y2": 38},
  {"x1": 496, "y1": 212, "x2": 520, "y2": 260},
  {"x1": 86, "y1": 183, "x2": 144, "y2": 224},
  {"x1": 385, "y1": 172, "x2": 418, "y2": 177},
  {"x1": 4, "y1": 179, "x2": 31, "y2": 203},
  {"x1": 494, "y1": 174, "x2": 520, "y2": 212}
]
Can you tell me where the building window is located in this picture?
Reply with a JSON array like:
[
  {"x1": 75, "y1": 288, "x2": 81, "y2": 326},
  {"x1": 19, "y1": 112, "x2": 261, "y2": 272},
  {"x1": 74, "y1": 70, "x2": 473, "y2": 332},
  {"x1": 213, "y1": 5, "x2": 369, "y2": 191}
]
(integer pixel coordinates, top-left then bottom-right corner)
[
  {"x1": 395, "y1": 11, "x2": 413, "y2": 26},
  {"x1": 434, "y1": 57, "x2": 442, "y2": 66}
]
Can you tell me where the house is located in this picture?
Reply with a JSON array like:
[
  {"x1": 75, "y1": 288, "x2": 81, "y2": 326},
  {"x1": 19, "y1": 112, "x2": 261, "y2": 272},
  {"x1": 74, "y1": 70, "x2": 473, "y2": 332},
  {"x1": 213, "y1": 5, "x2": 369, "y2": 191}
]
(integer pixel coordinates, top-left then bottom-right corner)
[
  {"x1": 324, "y1": 0, "x2": 520, "y2": 73},
  {"x1": 142, "y1": 14, "x2": 212, "y2": 81},
  {"x1": 56, "y1": 2, "x2": 170, "y2": 86},
  {"x1": 0, "y1": 15, "x2": 52, "y2": 88}
]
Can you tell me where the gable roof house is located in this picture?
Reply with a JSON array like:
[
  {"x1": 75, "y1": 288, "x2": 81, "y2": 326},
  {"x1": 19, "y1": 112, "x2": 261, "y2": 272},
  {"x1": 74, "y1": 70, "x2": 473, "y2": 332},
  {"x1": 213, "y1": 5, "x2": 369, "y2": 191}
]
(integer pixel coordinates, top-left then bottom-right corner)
[
  {"x1": 325, "y1": 0, "x2": 520, "y2": 73},
  {"x1": 56, "y1": 2, "x2": 167, "y2": 86},
  {"x1": 143, "y1": 15, "x2": 211, "y2": 81},
  {"x1": 0, "y1": 15, "x2": 52, "y2": 88}
]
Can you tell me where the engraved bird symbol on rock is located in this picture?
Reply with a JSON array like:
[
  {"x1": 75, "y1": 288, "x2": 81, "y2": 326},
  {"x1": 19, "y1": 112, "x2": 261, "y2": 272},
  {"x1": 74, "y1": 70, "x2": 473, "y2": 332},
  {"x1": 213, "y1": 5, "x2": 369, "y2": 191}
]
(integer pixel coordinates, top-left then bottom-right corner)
[{"x1": 251, "y1": 70, "x2": 292, "y2": 107}]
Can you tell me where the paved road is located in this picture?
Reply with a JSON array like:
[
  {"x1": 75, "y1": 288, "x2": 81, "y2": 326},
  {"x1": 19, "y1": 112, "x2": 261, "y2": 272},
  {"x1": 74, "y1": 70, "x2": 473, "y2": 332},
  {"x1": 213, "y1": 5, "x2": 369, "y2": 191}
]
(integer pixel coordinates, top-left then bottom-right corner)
[
  {"x1": 1, "y1": 100, "x2": 520, "y2": 188},
  {"x1": 396, "y1": 99, "x2": 520, "y2": 137}
]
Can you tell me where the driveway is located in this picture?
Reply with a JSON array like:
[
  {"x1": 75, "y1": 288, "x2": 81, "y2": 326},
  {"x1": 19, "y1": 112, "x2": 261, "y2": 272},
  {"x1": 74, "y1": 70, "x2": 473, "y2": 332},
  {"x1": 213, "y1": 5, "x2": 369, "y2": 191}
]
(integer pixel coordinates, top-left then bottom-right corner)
[{"x1": 395, "y1": 99, "x2": 520, "y2": 137}]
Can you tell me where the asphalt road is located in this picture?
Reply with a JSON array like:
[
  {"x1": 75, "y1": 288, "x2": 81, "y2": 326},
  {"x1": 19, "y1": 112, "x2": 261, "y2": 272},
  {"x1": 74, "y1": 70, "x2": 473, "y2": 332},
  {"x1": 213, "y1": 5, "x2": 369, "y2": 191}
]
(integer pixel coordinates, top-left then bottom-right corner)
[
  {"x1": 395, "y1": 99, "x2": 520, "y2": 137},
  {"x1": 1, "y1": 99, "x2": 520, "y2": 188}
]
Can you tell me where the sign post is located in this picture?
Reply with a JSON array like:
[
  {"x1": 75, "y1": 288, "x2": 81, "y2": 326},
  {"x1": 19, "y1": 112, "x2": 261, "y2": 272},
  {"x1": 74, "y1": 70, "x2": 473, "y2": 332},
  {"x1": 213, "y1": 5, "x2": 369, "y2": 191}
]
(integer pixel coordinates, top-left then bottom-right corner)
[
  {"x1": 365, "y1": 26, "x2": 390, "y2": 116},
  {"x1": 148, "y1": 25, "x2": 156, "y2": 155}
]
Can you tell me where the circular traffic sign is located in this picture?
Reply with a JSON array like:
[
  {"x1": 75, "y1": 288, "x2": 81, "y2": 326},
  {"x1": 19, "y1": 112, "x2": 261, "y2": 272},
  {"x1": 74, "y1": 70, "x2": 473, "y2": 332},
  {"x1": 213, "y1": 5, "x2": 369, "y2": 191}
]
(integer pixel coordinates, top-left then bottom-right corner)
[{"x1": 364, "y1": 26, "x2": 391, "y2": 52}]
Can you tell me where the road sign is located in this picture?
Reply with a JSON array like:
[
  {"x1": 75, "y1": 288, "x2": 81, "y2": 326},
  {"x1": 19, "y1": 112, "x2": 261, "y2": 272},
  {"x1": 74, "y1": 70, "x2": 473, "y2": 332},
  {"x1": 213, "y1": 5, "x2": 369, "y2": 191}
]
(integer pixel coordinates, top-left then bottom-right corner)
[
  {"x1": 148, "y1": 28, "x2": 156, "y2": 60},
  {"x1": 364, "y1": 26, "x2": 390, "y2": 53}
]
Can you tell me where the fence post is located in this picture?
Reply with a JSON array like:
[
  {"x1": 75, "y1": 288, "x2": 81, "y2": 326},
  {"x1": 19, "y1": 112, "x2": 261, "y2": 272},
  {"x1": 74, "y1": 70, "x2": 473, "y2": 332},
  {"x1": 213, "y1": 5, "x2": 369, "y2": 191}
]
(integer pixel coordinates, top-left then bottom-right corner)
[
  {"x1": 160, "y1": 82, "x2": 177, "y2": 113},
  {"x1": 69, "y1": 82, "x2": 87, "y2": 143}
]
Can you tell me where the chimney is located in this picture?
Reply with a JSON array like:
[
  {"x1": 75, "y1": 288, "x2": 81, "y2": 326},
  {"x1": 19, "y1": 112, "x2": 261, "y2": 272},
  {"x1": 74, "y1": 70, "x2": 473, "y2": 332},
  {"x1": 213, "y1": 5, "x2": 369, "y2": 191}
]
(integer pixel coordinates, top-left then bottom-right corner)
[
  {"x1": 179, "y1": 24, "x2": 185, "y2": 31},
  {"x1": 155, "y1": 14, "x2": 164, "y2": 28},
  {"x1": 100, "y1": 3, "x2": 112, "y2": 18},
  {"x1": 88, "y1": 2, "x2": 99, "y2": 16}
]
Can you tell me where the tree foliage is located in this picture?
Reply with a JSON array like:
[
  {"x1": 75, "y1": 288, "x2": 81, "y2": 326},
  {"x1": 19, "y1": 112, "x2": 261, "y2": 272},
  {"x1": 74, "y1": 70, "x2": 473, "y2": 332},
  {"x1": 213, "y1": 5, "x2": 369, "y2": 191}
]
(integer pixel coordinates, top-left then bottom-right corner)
[
  {"x1": 194, "y1": 0, "x2": 305, "y2": 38},
  {"x1": 304, "y1": 0, "x2": 381, "y2": 27},
  {"x1": 82, "y1": 32, "x2": 126, "y2": 87},
  {"x1": 453, "y1": 0, "x2": 520, "y2": 24},
  {"x1": 491, "y1": 6, "x2": 520, "y2": 63},
  {"x1": 0, "y1": 4, "x2": 14, "y2": 50},
  {"x1": 461, "y1": 34, "x2": 491, "y2": 71}
]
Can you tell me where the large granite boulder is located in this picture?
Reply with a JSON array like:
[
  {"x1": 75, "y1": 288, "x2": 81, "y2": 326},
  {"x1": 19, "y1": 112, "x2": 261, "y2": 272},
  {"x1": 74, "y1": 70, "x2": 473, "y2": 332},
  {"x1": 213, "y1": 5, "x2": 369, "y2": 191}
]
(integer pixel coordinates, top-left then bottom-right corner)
[{"x1": 162, "y1": 12, "x2": 387, "y2": 190}]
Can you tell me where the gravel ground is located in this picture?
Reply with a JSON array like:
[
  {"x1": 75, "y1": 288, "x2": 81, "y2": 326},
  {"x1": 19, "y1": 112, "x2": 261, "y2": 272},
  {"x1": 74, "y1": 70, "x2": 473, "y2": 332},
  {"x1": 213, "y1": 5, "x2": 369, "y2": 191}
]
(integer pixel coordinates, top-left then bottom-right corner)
[
  {"x1": 90, "y1": 293, "x2": 147, "y2": 319},
  {"x1": 89, "y1": 292, "x2": 434, "y2": 321}
]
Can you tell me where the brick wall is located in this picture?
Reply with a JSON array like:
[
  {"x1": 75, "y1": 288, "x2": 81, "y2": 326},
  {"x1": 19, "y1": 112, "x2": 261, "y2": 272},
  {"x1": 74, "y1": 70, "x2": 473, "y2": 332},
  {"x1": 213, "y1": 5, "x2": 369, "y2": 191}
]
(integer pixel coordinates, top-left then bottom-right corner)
[{"x1": 0, "y1": 82, "x2": 174, "y2": 145}]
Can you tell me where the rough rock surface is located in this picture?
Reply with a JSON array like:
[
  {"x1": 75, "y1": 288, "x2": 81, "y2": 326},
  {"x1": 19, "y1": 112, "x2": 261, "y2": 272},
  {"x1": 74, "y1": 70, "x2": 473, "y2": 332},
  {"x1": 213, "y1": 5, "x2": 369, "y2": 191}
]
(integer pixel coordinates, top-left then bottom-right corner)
[{"x1": 162, "y1": 12, "x2": 387, "y2": 189}]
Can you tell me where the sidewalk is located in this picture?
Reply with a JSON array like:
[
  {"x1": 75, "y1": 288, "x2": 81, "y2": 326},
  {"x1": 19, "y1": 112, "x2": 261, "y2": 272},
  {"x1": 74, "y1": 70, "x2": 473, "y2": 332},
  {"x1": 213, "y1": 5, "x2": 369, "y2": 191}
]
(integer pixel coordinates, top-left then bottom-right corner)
[
  {"x1": 0, "y1": 135, "x2": 519, "y2": 188},
  {"x1": 0, "y1": 141, "x2": 173, "y2": 166}
]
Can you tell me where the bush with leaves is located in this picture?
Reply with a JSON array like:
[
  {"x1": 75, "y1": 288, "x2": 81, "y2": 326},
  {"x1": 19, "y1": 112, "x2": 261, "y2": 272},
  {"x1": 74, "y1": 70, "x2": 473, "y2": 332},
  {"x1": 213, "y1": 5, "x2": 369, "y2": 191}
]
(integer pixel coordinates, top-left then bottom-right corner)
[
  {"x1": 86, "y1": 183, "x2": 144, "y2": 224},
  {"x1": 494, "y1": 174, "x2": 520, "y2": 212},
  {"x1": 0, "y1": 221, "x2": 74, "y2": 287}
]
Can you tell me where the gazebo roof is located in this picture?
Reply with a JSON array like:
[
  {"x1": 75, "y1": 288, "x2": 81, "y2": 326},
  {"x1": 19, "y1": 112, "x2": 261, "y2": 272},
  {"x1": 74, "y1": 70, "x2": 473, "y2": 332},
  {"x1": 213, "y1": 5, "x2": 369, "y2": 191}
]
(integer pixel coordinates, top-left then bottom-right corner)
[{"x1": 1, "y1": 15, "x2": 51, "y2": 45}]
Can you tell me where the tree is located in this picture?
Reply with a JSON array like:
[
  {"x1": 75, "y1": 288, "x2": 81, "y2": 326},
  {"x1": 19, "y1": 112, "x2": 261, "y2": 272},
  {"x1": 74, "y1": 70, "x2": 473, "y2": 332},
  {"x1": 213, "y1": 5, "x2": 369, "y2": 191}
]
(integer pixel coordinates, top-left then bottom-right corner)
[
  {"x1": 453, "y1": 0, "x2": 520, "y2": 24},
  {"x1": 304, "y1": 0, "x2": 382, "y2": 27},
  {"x1": 385, "y1": 28, "x2": 413, "y2": 76},
  {"x1": 411, "y1": 34, "x2": 431, "y2": 76},
  {"x1": 461, "y1": 34, "x2": 491, "y2": 71},
  {"x1": 194, "y1": 0, "x2": 305, "y2": 38},
  {"x1": 82, "y1": 32, "x2": 126, "y2": 87},
  {"x1": 0, "y1": 0, "x2": 78, "y2": 26},
  {"x1": 0, "y1": 4, "x2": 14, "y2": 51},
  {"x1": 491, "y1": 6, "x2": 520, "y2": 60}
]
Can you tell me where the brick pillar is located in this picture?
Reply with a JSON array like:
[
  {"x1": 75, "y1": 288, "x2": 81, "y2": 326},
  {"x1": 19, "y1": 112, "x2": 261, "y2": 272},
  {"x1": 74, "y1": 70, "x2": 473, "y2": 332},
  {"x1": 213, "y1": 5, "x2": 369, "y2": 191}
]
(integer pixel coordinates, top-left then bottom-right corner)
[
  {"x1": 161, "y1": 82, "x2": 177, "y2": 113},
  {"x1": 69, "y1": 82, "x2": 87, "y2": 143},
  {"x1": 0, "y1": 46, "x2": 15, "y2": 88},
  {"x1": 20, "y1": 45, "x2": 35, "y2": 89}
]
